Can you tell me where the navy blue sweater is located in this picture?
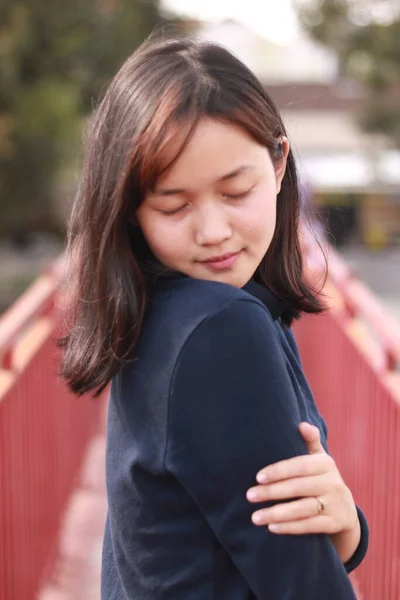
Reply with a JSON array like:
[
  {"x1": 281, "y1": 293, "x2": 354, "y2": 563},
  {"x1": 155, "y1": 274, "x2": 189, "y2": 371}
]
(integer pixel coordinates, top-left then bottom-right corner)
[{"x1": 101, "y1": 275, "x2": 368, "y2": 599}]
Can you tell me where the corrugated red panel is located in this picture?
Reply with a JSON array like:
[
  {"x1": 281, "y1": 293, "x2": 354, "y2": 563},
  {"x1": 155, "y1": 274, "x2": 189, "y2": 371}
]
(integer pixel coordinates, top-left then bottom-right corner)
[
  {"x1": 0, "y1": 330, "x2": 105, "y2": 599},
  {"x1": 0, "y1": 267, "x2": 106, "y2": 600},
  {"x1": 295, "y1": 308, "x2": 400, "y2": 600}
]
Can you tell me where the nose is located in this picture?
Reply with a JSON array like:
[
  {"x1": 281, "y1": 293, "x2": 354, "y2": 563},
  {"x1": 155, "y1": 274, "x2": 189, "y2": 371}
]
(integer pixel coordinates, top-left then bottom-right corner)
[{"x1": 194, "y1": 202, "x2": 232, "y2": 247}]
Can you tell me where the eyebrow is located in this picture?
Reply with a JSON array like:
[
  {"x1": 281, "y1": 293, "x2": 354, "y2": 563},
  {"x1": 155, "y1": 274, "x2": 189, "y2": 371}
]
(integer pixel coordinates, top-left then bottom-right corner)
[{"x1": 153, "y1": 165, "x2": 254, "y2": 196}]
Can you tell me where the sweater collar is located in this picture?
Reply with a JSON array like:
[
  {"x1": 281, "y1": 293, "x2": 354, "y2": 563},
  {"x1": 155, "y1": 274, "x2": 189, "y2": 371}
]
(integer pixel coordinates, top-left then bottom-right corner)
[
  {"x1": 242, "y1": 280, "x2": 284, "y2": 321},
  {"x1": 154, "y1": 270, "x2": 285, "y2": 322}
]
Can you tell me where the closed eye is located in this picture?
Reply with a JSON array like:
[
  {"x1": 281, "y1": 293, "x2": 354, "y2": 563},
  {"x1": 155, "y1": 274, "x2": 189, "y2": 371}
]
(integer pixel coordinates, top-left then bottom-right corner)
[
  {"x1": 159, "y1": 204, "x2": 188, "y2": 216},
  {"x1": 158, "y1": 186, "x2": 254, "y2": 214},
  {"x1": 223, "y1": 187, "x2": 254, "y2": 200}
]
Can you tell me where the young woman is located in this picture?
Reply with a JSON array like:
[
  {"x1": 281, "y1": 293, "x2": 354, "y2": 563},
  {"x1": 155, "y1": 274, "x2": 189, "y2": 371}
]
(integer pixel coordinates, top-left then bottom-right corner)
[{"x1": 60, "y1": 34, "x2": 368, "y2": 599}]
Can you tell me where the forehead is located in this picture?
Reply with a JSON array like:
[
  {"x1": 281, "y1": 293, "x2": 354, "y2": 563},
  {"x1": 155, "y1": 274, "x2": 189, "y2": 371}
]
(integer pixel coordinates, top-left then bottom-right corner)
[{"x1": 156, "y1": 117, "x2": 267, "y2": 187}]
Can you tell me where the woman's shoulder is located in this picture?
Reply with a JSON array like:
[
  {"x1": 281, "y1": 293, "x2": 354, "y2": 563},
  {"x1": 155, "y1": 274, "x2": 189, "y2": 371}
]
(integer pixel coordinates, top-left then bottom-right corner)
[
  {"x1": 141, "y1": 276, "x2": 278, "y2": 364},
  {"x1": 152, "y1": 276, "x2": 270, "y2": 328}
]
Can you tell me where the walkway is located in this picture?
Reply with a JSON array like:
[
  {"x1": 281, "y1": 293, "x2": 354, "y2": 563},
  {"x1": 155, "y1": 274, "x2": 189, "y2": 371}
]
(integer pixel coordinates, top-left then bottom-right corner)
[{"x1": 39, "y1": 434, "x2": 107, "y2": 600}]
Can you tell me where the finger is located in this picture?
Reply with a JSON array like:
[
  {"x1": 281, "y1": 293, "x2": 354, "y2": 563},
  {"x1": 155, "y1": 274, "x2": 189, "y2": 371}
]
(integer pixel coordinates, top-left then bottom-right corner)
[
  {"x1": 247, "y1": 475, "x2": 327, "y2": 503},
  {"x1": 251, "y1": 497, "x2": 325, "y2": 526},
  {"x1": 255, "y1": 452, "x2": 331, "y2": 485},
  {"x1": 299, "y1": 422, "x2": 325, "y2": 455},
  {"x1": 268, "y1": 516, "x2": 335, "y2": 535}
]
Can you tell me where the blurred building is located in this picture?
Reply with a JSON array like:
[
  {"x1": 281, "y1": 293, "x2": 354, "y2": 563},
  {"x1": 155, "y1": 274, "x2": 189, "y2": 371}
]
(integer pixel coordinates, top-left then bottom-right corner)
[
  {"x1": 198, "y1": 18, "x2": 337, "y2": 83},
  {"x1": 198, "y1": 19, "x2": 400, "y2": 248}
]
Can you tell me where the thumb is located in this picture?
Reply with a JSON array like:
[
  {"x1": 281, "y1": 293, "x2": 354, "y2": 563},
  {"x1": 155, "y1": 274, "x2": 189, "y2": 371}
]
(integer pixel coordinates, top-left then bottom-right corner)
[{"x1": 299, "y1": 422, "x2": 325, "y2": 454}]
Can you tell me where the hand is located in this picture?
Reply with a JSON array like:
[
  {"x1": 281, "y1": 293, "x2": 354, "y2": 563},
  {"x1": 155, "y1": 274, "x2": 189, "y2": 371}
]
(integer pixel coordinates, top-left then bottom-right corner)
[{"x1": 246, "y1": 422, "x2": 359, "y2": 537}]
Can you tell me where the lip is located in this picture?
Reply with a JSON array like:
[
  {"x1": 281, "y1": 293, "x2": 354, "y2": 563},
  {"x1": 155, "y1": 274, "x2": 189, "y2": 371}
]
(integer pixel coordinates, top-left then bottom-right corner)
[{"x1": 200, "y1": 250, "x2": 242, "y2": 270}]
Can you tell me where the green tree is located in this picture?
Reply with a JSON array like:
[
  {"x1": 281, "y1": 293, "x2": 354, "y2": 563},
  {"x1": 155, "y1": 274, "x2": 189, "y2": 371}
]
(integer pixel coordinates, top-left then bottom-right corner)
[
  {"x1": 296, "y1": 0, "x2": 400, "y2": 146},
  {"x1": 0, "y1": 0, "x2": 162, "y2": 238}
]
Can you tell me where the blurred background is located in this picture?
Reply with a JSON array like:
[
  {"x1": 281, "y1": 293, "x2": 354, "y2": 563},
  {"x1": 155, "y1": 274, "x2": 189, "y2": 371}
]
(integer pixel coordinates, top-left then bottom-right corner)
[
  {"x1": 1, "y1": 0, "x2": 400, "y2": 316},
  {"x1": 1, "y1": 1, "x2": 399, "y2": 599}
]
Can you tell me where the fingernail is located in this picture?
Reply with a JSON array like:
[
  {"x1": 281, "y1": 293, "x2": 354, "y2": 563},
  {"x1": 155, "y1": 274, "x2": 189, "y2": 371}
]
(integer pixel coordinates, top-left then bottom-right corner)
[
  {"x1": 268, "y1": 524, "x2": 279, "y2": 532},
  {"x1": 247, "y1": 490, "x2": 259, "y2": 501},
  {"x1": 257, "y1": 472, "x2": 268, "y2": 484},
  {"x1": 252, "y1": 513, "x2": 262, "y2": 524}
]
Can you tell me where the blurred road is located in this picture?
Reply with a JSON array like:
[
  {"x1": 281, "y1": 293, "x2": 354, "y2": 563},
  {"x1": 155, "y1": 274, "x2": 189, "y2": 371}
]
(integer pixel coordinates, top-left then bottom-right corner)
[{"x1": 339, "y1": 245, "x2": 400, "y2": 320}]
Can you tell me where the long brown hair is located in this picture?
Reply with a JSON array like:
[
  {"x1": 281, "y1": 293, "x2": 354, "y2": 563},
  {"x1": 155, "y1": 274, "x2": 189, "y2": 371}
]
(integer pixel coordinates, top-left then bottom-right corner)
[{"x1": 59, "y1": 34, "x2": 324, "y2": 397}]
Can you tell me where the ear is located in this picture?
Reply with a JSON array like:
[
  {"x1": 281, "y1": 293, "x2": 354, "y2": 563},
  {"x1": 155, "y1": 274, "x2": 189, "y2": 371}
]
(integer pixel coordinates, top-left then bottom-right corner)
[{"x1": 275, "y1": 136, "x2": 290, "y2": 195}]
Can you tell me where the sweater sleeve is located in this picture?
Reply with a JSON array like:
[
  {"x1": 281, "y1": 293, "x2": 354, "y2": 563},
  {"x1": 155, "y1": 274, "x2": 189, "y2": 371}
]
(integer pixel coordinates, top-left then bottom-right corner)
[{"x1": 165, "y1": 299, "x2": 358, "y2": 600}]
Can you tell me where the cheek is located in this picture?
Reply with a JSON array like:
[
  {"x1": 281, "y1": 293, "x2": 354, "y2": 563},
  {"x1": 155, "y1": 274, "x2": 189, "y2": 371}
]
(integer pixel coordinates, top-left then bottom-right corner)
[
  {"x1": 241, "y1": 190, "x2": 277, "y2": 239},
  {"x1": 139, "y1": 215, "x2": 185, "y2": 262}
]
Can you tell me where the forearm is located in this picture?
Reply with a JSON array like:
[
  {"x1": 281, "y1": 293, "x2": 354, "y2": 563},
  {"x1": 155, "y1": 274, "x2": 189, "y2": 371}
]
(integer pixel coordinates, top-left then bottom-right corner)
[{"x1": 330, "y1": 517, "x2": 361, "y2": 564}]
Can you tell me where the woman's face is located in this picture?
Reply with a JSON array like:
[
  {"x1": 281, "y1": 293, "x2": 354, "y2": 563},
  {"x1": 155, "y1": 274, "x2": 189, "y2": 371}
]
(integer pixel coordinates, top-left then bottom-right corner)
[{"x1": 136, "y1": 117, "x2": 289, "y2": 288}]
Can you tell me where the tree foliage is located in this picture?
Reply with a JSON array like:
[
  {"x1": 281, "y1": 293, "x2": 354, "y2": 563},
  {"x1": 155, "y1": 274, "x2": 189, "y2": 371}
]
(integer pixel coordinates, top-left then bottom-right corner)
[
  {"x1": 0, "y1": 0, "x2": 162, "y2": 237},
  {"x1": 296, "y1": 0, "x2": 400, "y2": 146}
]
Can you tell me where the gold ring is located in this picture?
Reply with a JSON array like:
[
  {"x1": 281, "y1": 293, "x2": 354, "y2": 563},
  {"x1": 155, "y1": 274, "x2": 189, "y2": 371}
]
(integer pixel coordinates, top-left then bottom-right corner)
[{"x1": 316, "y1": 497, "x2": 326, "y2": 515}]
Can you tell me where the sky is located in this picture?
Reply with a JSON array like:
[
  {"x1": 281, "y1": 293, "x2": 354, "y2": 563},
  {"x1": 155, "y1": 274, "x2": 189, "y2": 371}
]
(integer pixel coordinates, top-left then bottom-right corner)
[{"x1": 161, "y1": 0, "x2": 300, "y2": 44}]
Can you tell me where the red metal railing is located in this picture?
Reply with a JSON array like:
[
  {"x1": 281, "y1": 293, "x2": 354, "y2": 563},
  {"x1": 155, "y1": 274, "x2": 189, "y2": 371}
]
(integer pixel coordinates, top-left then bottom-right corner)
[
  {"x1": 1, "y1": 244, "x2": 400, "y2": 599},
  {"x1": 0, "y1": 262, "x2": 105, "y2": 600},
  {"x1": 295, "y1": 243, "x2": 400, "y2": 600}
]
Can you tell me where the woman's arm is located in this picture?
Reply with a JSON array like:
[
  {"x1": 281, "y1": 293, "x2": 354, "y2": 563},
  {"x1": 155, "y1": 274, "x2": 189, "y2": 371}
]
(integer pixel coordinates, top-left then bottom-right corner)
[
  {"x1": 165, "y1": 299, "x2": 358, "y2": 600},
  {"x1": 247, "y1": 422, "x2": 368, "y2": 569}
]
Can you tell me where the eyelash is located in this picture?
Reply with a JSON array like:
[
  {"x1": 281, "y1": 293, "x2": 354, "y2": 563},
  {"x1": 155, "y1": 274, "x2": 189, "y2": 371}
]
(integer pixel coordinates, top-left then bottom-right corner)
[
  {"x1": 160, "y1": 205, "x2": 188, "y2": 216},
  {"x1": 160, "y1": 188, "x2": 253, "y2": 216},
  {"x1": 223, "y1": 190, "x2": 252, "y2": 200}
]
